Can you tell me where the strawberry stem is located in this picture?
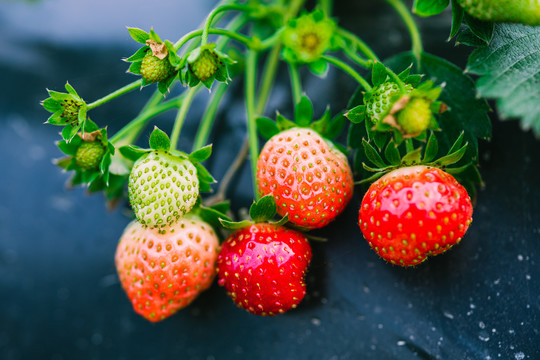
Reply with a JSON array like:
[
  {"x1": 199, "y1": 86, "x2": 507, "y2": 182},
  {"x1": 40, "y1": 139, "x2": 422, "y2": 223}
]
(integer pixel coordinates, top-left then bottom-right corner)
[
  {"x1": 384, "y1": 0, "x2": 423, "y2": 67},
  {"x1": 201, "y1": 4, "x2": 251, "y2": 46},
  {"x1": 335, "y1": 28, "x2": 379, "y2": 62},
  {"x1": 321, "y1": 55, "x2": 373, "y2": 91},
  {"x1": 288, "y1": 63, "x2": 302, "y2": 104},
  {"x1": 192, "y1": 82, "x2": 229, "y2": 151},
  {"x1": 245, "y1": 49, "x2": 260, "y2": 198},
  {"x1": 86, "y1": 80, "x2": 142, "y2": 110},
  {"x1": 170, "y1": 86, "x2": 200, "y2": 151}
]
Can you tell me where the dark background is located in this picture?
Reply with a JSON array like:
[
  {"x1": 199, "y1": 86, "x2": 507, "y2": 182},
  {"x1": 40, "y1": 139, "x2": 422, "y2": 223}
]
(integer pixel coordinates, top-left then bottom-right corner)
[{"x1": 1, "y1": 0, "x2": 539, "y2": 359}]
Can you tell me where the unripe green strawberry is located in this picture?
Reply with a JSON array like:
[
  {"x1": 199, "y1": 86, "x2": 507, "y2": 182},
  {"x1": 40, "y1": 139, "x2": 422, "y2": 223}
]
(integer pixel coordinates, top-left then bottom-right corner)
[
  {"x1": 365, "y1": 82, "x2": 413, "y2": 124},
  {"x1": 456, "y1": 0, "x2": 540, "y2": 25},
  {"x1": 189, "y1": 49, "x2": 221, "y2": 82},
  {"x1": 140, "y1": 51, "x2": 175, "y2": 84},
  {"x1": 396, "y1": 97, "x2": 432, "y2": 137},
  {"x1": 75, "y1": 141, "x2": 105, "y2": 170},
  {"x1": 60, "y1": 98, "x2": 83, "y2": 125},
  {"x1": 128, "y1": 150, "x2": 199, "y2": 229}
]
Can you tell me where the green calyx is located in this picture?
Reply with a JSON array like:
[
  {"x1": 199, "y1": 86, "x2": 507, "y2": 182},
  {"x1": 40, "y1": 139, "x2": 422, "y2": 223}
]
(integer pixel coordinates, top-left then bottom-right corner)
[
  {"x1": 125, "y1": 27, "x2": 181, "y2": 93},
  {"x1": 219, "y1": 195, "x2": 288, "y2": 230},
  {"x1": 42, "y1": 82, "x2": 87, "y2": 129},
  {"x1": 184, "y1": 44, "x2": 234, "y2": 89},
  {"x1": 281, "y1": 9, "x2": 338, "y2": 65},
  {"x1": 256, "y1": 94, "x2": 346, "y2": 152},
  {"x1": 364, "y1": 81, "x2": 413, "y2": 125}
]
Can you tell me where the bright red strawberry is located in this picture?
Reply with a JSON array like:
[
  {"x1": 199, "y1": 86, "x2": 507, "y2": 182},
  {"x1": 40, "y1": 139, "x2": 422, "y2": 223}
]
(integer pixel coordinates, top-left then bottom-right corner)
[
  {"x1": 257, "y1": 127, "x2": 354, "y2": 229},
  {"x1": 115, "y1": 214, "x2": 220, "y2": 322},
  {"x1": 217, "y1": 223, "x2": 312, "y2": 316},
  {"x1": 359, "y1": 165, "x2": 473, "y2": 267}
]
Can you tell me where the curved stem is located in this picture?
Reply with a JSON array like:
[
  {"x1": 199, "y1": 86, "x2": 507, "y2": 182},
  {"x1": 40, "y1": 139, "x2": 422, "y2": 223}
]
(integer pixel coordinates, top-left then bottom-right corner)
[
  {"x1": 256, "y1": 44, "x2": 282, "y2": 114},
  {"x1": 288, "y1": 63, "x2": 302, "y2": 104},
  {"x1": 336, "y1": 28, "x2": 379, "y2": 61},
  {"x1": 201, "y1": 4, "x2": 251, "y2": 46},
  {"x1": 245, "y1": 50, "x2": 259, "y2": 198},
  {"x1": 319, "y1": 0, "x2": 333, "y2": 16},
  {"x1": 170, "y1": 86, "x2": 199, "y2": 150},
  {"x1": 110, "y1": 96, "x2": 183, "y2": 145},
  {"x1": 192, "y1": 82, "x2": 228, "y2": 151},
  {"x1": 87, "y1": 80, "x2": 141, "y2": 110},
  {"x1": 384, "y1": 65, "x2": 407, "y2": 93},
  {"x1": 175, "y1": 28, "x2": 254, "y2": 52},
  {"x1": 342, "y1": 47, "x2": 374, "y2": 69},
  {"x1": 321, "y1": 55, "x2": 372, "y2": 91},
  {"x1": 384, "y1": 0, "x2": 423, "y2": 66}
]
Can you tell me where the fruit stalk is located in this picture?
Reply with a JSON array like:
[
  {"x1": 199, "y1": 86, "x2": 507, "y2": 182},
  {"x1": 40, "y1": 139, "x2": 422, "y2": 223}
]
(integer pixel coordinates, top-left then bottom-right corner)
[
  {"x1": 384, "y1": 0, "x2": 423, "y2": 66},
  {"x1": 170, "y1": 85, "x2": 200, "y2": 150},
  {"x1": 86, "y1": 80, "x2": 142, "y2": 110},
  {"x1": 321, "y1": 55, "x2": 372, "y2": 91},
  {"x1": 288, "y1": 63, "x2": 302, "y2": 104},
  {"x1": 245, "y1": 49, "x2": 259, "y2": 197}
]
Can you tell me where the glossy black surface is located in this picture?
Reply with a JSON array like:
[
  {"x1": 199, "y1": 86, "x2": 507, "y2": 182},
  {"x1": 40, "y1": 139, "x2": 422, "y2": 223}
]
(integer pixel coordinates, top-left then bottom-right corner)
[{"x1": 1, "y1": 1, "x2": 539, "y2": 359}]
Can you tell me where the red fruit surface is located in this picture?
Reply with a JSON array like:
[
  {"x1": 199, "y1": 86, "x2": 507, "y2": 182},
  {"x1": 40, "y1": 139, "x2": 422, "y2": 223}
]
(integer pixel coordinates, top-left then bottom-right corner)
[
  {"x1": 217, "y1": 223, "x2": 312, "y2": 316},
  {"x1": 257, "y1": 127, "x2": 354, "y2": 229},
  {"x1": 115, "y1": 214, "x2": 220, "y2": 322},
  {"x1": 359, "y1": 165, "x2": 473, "y2": 267}
]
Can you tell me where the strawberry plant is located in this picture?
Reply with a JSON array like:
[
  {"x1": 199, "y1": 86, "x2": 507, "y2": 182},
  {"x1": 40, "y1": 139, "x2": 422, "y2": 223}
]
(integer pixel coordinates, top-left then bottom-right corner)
[{"x1": 40, "y1": 0, "x2": 539, "y2": 321}]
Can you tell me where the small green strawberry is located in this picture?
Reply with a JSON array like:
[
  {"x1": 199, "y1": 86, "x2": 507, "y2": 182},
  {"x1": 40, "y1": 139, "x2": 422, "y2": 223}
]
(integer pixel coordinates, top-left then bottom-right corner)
[
  {"x1": 396, "y1": 97, "x2": 432, "y2": 137},
  {"x1": 140, "y1": 50, "x2": 176, "y2": 84},
  {"x1": 75, "y1": 140, "x2": 106, "y2": 170},
  {"x1": 121, "y1": 127, "x2": 215, "y2": 229},
  {"x1": 456, "y1": 0, "x2": 540, "y2": 26},
  {"x1": 41, "y1": 82, "x2": 86, "y2": 128},
  {"x1": 184, "y1": 44, "x2": 233, "y2": 89},
  {"x1": 364, "y1": 82, "x2": 413, "y2": 125}
]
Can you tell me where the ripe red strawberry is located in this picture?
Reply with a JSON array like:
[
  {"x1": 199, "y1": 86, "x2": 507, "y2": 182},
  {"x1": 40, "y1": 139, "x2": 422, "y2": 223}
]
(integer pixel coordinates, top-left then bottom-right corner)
[
  {"x1": 115, "y1": 214, "x2": 220, "y2": 322},
  {"x1": 217, "y1": 223, "x2": 312, "y2": 316},
  {"x1": 128, "y1": 150, "x2": 199, "y2": 229},
  {"x1": 140, "y1": 50, "x2": 176, "y2": 84},
  {"x1": 257, "y1": 127, "x2": 354, "y2": 229},
  {"x1": 359, "y1": 165, "x2": 473, "y2": 266}
]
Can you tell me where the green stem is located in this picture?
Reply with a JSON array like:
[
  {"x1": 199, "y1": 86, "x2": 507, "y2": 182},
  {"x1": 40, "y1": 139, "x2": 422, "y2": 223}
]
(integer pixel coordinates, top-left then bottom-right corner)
[
  {"x1": 175, "y1": 28, "x2": 254, "y2": 51},
  {"x1": 321, "y1": 55, "x2": 372, "y2": 91},
  {"x1": 256, "y1": 44, "x2": 282, "y2": 114},
  {"x1": 201, "y1": 4, "x2": 251, "y2": 46},
  {"x1": 86, "y1": 80, "x2": 142, "y2": 110},
  {"x1": 192, "y1": 82, "x2": 228, "y2": 151},
  {"x1": 342, "y1": 47, "x2": 374, "y2": 69},
  {"x1": 384, "y1": 0, "x2": 423, "y2": 66},
  {"x1": 384, "y1": 66, "x2": 407, "y2": 93},
  {"x1": 336, "y1": 28, "x2": 379, "y2": 61},
  {"x1": 319, "y1": 0, "x2": 333, "y2": 16},
  {"x1": 245, "y1": 50, "x2": 259, "y2": 198},
  {"x1": 170, "y1": 86, "x2": 199, "y2": 150},
  {"x1": 110, "y1": 96, "x2": 183, "y2": 145},
  {"x1": 288, "y1": 63, "x2": 302, "y2": 104}
]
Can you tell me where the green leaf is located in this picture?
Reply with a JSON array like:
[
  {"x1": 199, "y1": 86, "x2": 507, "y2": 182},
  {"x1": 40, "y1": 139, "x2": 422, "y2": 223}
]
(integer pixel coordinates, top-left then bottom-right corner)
[
  {"x1": 119, "y1": 145, "x2": 148, "y2": 162},
  {"x1": 276, "y1": 113, "x2": 297, "y2": 131},
  {"x1": 128, "y1": 61, "x2": 142, "y2": 75},
  {"x1": 371, "y1": 61, "x2": 388, "y2": 86},
  {"x1": 294, "y1": 95, "x2": 314, "y2": 127},
  {"x1": 256, "y1": 117, "x2": 280, "y2": 139},
  {"x1": 189, "y1": 145, "x2": 212, "y2": 163},
  {"x1": 194, "y1": 162, "x2": 216, "y2": 184},
  {"x1": 325, "y1": 112, "x2": 346, "y2": 140},
  {"x1": 249, "y1": 195, "x2": 277, "y2": 223},
  {"x1": 219, "y1": 218, "x2": 253, "y2": 231},
  {"x1": 148, "y1": 127, "x2": 170, "y2": 150},
  {"x1": 41, "y1": 98, "x2": 61, "y2": 113},
  {"x1": 384, "y1": 140, "x2": 401, "y2": 166},
  {"x1": 127, "y1": 27, "x2": 149, "y2": 44},
  {"x1": 466, "y1": 24, "x2": 540, "y2": 137},
  {"x1": 447, "y1": 131, "x2": 464, "y2": 154},
  {"x1": 62, "y1": 124, "x2": 80, "y2": 142},
  {"x1": 401, "y1": 147, "x2": 423, "y2": 165},
  {"x1": 362, "y1": 139, "x2": 387, "y2": 168},
  {"x1": 422, "y1": 132, "x2": 439, "y2": 163},
  {"x1": 432, "y1": 143, "x2": 467, "y2": 166},
  {"x1": 345, "y1": 105, "x2": 366, "y2": 124},
  {"x1": 455, "y1": 28, "x2": 488, "y2": 47},
  {"x1": 386, "y1": 51, "x2": 491, "y2": 168},
  {"x1": 464, "y1": 13, "x2": 494, "y2": 44},
  {"x1": 413, "y1": 0, "x2": 449, "y2": 17},
  {"x1": 308, "y1": 59, "x2": 329, "y2": 78},
  {"x1": 126, "y1": 46, "x2": 149, "y2": 62},
  {"x1": 64, "y1": 82, "x2": 79, "y2": 97},
  {"x1": 449, "y1": 0, "x2": 464, "y2": 39}
]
